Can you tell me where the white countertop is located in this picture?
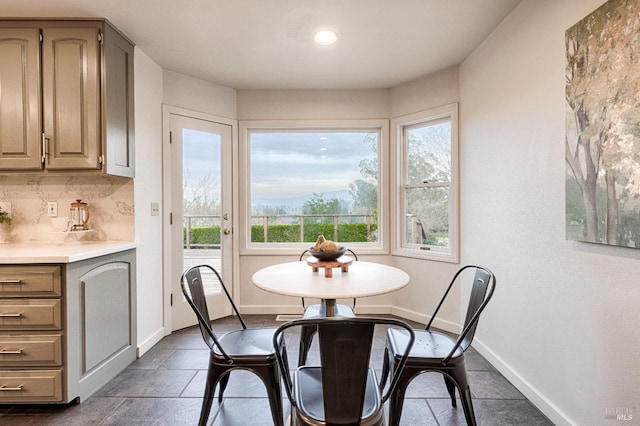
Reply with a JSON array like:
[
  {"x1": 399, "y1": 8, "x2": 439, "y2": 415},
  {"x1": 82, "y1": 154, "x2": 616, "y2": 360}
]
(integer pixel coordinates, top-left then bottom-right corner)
[{"x1": 0, "y1": 241, "x2": 138, "y2": 264}]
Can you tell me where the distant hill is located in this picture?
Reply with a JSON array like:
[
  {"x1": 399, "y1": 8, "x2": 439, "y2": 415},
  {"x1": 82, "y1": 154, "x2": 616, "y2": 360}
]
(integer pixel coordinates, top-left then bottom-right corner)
[{"x1": 252, "y1": 190, "x2": 352, "y2": 210}]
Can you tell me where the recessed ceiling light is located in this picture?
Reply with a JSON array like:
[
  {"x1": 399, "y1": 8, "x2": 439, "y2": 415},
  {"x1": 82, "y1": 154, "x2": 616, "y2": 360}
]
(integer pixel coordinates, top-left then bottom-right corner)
[{"x1": 314, "y1": 30, "x2": 338, "y2": 45}]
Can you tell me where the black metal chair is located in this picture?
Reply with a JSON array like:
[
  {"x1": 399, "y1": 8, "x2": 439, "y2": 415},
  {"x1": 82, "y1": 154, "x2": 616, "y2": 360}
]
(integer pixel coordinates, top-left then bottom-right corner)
[
  {"x1": 180, "y1": 264, "x2": 283, "y2": 426},
  {"x1": 297, "y1": 249, "x2": 358, "y2": 366},
  {"x1": 274, "y1": 317, "x2": 415, "y2": 426},
  {"x1": 379, "y1": 265, "x2": 496, "y2": 426}
]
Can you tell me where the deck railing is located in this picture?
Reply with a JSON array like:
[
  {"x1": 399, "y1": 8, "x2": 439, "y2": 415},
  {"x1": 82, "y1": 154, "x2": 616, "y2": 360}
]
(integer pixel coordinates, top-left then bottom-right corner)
[{"x1": 183, "y1": 214, "x2": 375, "y2": 248}]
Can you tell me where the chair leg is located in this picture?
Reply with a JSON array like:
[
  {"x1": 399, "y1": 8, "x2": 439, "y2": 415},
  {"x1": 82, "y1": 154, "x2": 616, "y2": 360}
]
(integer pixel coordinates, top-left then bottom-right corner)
[
  {"x1": 460, "y1": 385, "x2": 477, "y2": 426},
  {"x1": 379, "y1": 348, "x2": 391, "y2": 390},
  {"x1": 298, "y1": 325, "x2": 317, "y2": 366},
  {"x1": 200, "y1": 360, "x2": 224, "y2": 426},
  {"x1": 218, "y1": 372, "x2": 230, "y2": 403},
  {"x1": 448, "y1": 366, "x2": 477, "y2": 426},
  {"x1": 443, "y1": 375, "x2": 457, "y2": 407},
  {"x1": 255, "y1": 365, "x2": 284, "y2": 426},
  {"x1": 388, "y1": 368, "x2": 413, "y2": 426}
]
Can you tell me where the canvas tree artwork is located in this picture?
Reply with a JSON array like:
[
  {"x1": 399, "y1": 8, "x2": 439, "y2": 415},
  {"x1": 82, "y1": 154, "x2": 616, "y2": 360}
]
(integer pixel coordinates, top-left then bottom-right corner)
[{"x1": 565, "y1": 0, "x2": 640, "y2": 248}]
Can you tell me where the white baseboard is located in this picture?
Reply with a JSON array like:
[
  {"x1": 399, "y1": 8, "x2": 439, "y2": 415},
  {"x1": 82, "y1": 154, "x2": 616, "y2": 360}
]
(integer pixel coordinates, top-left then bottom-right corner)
[
  {"x1": 137, "y1": 327, "x2": 165, "y2": 358},
  {"x1": 472, "y1": 337, "x2": 574, "y2": 426}
]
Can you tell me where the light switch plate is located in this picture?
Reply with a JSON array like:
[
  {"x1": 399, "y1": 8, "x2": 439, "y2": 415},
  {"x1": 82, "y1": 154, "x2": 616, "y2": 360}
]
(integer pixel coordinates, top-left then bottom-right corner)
[{"x1": 151, "y1": 202, "x2": 160, "y2": 216}]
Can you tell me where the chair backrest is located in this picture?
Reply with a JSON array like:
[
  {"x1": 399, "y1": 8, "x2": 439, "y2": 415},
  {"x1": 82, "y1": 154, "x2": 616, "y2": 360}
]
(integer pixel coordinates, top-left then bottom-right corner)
[
  {"x1": 426, "y1": 265, "x2": 496, "y2": 362},
  {"x1": 274, "y1": 317, "x2": 414, "y2": 424},
  {"x1": 180, "y1": 264, "x2": 246, "y2": 361}
]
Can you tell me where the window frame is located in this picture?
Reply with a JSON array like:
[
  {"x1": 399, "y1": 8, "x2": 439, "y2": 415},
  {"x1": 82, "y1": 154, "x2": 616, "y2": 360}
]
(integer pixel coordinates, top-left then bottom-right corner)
[
  {"x1": 391, "y1": 104, "x2": 459, "y2": 263},
  {"x1": 239, "y1": 119, "x2": 390, "y2": 256}
]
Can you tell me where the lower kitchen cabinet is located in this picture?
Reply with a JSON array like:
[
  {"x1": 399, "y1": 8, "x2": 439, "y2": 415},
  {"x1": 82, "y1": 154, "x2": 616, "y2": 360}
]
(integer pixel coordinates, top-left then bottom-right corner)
[{"x1": 0, "y1": 249, "x2": 136, "y2": 403}]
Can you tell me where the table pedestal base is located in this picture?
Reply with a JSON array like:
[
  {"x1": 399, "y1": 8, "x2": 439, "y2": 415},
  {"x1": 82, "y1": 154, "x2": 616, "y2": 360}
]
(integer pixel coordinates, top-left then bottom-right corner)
[
  {"x1": 306, "y1": 256, "x2": 353, "y2": 278},
  {"x1": 323, "y1": 299, "x2": 336, "y2": 317}
]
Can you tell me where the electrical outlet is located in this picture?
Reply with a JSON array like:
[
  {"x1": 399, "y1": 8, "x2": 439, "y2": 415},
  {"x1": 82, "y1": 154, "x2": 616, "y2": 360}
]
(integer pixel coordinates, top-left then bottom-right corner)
[
  {"x1": 150, "y1": 202, "x2": 160, "y2": 216},
  {"x1": 47, "y1": 201, "x2": 58, "y2": 217}
]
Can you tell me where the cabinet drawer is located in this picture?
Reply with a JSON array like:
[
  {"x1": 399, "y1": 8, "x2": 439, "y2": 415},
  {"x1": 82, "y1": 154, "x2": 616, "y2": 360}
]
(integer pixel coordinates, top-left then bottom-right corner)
[
  {"x1": 0, "y1": 335, "x2": 62, "y2": 366},
  {"x1": 0, "y1": 369, "x2": 62, "y2": 402},
  {"x1": 0, "y1": 266, "x2": 62, "y2": 297},
  {"x1": 0, "y1": 299, "x2": 62, "y2": 330}
]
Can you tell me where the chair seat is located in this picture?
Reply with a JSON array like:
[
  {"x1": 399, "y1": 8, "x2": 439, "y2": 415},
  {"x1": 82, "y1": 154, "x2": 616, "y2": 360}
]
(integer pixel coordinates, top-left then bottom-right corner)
[
  {"x1": 213, "y1": 327, "x2": 279, "y2": 359},
  {"x1": 302, "y1": 303, "x2": 355, "y2": 319},
  {"x1": 294, "y1": 366, "x2": 383, "y2": 425},
  {"x1": 387, "y1": 328, "x2": 464, "y2": 363}
]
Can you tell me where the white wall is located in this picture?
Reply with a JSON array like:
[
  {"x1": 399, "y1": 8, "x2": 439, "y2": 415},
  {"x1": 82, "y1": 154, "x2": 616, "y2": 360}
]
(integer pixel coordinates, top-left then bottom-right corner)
[
  {"x1": 134, "y1": 48, "x2": 165, "y2": 355},
  {"x1": 163, "y1": 70, "x2": 237, "y2": 119},
  {"x1": 389, "y1": 66, "x2": 459, "y2": 118},
  {"x1": 459, "y1": 0, "x2": 640, "y2": 424},
  {"x1": 237, "y1": 89, "x2": 389, "y2": 120}
]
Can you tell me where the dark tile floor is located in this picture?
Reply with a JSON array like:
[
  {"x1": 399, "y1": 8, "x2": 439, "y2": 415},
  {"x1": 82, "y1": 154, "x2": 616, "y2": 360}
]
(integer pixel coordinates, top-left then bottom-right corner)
[{"x1": 0, "y1": 315, "x2": 553, "y2": 425}]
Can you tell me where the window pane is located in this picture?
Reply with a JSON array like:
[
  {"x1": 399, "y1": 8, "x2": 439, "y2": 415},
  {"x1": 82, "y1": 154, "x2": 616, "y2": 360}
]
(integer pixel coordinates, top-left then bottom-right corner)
[
  {"x1": 394, "y1": 103, "x2": 458, "y2": 262},
  {"x1": 406, "y1": 120, "x2": 451, "y2": 185},
  {"x1": 404, "y1": 187, "x2": 449, "y2": 248},
  {"x1": 249, "y1": 130, "x2": 379, "y2": 244},
  {"x1": 183, "y1": 129, "x2": 221, "y2": 218}
]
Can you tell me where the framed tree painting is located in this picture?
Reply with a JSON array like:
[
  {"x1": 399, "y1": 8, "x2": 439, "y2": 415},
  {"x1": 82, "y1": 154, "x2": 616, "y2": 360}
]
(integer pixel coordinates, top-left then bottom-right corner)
[{"x1": 565, "y1": 0, "x2": 640, "y2": 248}]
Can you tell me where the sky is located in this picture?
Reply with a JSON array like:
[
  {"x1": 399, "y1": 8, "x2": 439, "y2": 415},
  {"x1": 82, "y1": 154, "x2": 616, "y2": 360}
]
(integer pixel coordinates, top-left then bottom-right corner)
[
  {"x1": 249, "y1": 131, "x2": 377, "y2": 199},
  {"x1": 182, "y1": 129, "x2": 378, "y2": 202}
]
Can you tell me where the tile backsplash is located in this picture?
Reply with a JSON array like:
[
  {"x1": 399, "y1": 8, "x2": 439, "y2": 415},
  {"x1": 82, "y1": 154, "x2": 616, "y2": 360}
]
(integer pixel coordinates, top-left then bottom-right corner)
[{"x1": 0, "y1": 175, "x2": 134, "y2": 243}]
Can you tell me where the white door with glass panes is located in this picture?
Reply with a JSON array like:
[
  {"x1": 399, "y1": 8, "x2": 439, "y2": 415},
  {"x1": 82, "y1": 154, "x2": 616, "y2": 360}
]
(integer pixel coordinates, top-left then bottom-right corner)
[{"x1": 169, "y1": 113, "x2": 233, "y2": 331}]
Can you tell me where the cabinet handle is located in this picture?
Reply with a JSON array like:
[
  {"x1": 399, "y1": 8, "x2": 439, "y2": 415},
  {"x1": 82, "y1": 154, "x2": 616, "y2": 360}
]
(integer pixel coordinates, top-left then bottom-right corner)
[
  {"x1": 0, "y1": 313, "x2": 23, "y2": 318},
  {"x1": 0, "y1": 349, "x2": 23, "y2": 355},
  {"x1": 0, "y1": 385, "x2": 24, "y2": 391},
  {"x1": 0, "y1": 280, "x2": 22, "y2": 284},
  {"x1": 41, "y1": 132, "x2": 49, "y2": 164}
]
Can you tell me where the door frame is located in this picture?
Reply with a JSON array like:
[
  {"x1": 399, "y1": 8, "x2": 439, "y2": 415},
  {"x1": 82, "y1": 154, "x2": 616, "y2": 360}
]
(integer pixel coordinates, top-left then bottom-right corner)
[{"x1": 162, "y1": 105, "x2": 239, "y2": 335}]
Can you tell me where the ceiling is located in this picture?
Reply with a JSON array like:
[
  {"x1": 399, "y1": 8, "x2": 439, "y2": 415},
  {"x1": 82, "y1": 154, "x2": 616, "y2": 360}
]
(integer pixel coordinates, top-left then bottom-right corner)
[{"x1": 2, "y1": 0, "x2": 522, "y2": 90}]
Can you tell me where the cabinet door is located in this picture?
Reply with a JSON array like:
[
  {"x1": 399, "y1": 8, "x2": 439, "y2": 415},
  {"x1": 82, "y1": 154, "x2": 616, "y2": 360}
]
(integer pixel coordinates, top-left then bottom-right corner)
[
  {"x1": 0, "y1": 28, "x2": 42, "y2": 170},
  {"x1": 41, "y1": 26, "x2": 101, "y2": 170},
  {"x1": 103, "y1": 23, "x2": 135, "y2": 177}
]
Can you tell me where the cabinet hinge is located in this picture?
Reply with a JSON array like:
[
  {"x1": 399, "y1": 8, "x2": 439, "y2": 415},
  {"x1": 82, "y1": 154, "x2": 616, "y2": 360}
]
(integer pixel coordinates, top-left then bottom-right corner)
[
  {"x1": 97, "y1": 32, "x2": 103, "y2": 44},
  {"x1": 169, "y1": 131, "x2": 173, "y2": 144},
  {"x1": 169, "y1": 212, "x2": 173, "y2": 225},
  {"x1": 39, "y1": 31, "x2": 43, "y2": 43}
]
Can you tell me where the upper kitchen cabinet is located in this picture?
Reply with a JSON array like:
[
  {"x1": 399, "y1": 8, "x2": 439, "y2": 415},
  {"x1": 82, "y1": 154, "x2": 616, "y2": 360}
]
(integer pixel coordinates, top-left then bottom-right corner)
[{"x1": 0, "y1": 20, "x2": 135, "y2": 177}]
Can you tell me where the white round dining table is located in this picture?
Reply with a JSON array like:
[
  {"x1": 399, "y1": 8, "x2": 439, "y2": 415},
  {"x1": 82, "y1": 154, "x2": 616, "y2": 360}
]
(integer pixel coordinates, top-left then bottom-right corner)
[{"x1": 251, "y1": 260, "x2": 410, "y2": 316}]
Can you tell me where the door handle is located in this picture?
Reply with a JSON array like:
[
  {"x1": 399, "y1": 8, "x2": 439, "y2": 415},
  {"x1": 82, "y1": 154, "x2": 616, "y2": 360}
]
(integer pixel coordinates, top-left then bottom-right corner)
[{"x1": 223, "y1": 228, "x2": 231, "y2": 235}]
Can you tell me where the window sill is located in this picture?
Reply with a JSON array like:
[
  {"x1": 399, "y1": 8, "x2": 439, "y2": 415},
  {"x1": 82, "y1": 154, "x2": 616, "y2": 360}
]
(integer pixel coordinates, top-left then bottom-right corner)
[{"x1": 392, "y1": 247, "x2": 459, "y2": 263}]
